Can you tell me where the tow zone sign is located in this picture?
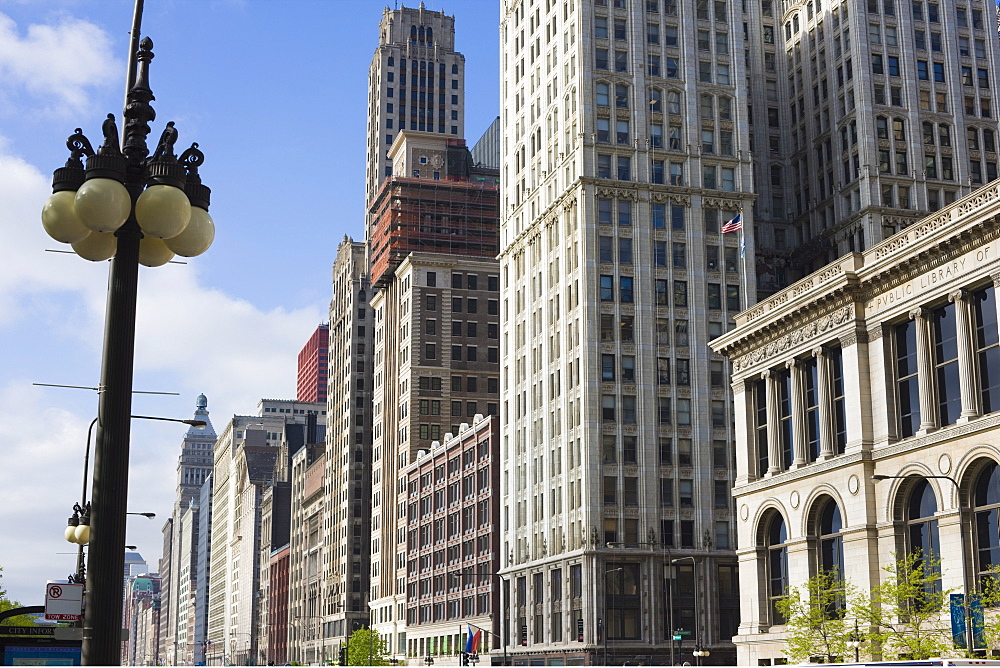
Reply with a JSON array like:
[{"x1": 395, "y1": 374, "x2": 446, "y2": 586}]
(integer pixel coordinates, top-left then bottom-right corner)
[{"x1": 44, "y1": 582, "x2": 83, "y2": 621}]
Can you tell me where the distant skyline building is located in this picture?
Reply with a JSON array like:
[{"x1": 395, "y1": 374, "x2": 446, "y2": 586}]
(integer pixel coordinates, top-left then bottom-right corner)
[
  {"x1": 159, "y1": 395, "x2": 217, "y2": 666},
  {"x1": 297, "y1": 325, "x2": 330, "y2": 404},
  {"x1": 206, "y1": 400, "x2": 325, "y2": 667},
  {"x1": 365, "y1": 2, "x2": 466, "y2": 234}
]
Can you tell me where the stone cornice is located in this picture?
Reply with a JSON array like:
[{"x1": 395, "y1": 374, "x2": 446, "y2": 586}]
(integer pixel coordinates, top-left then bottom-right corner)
[{"x1": 714, "y1": 184, "x2": 1000, "y2": 370}]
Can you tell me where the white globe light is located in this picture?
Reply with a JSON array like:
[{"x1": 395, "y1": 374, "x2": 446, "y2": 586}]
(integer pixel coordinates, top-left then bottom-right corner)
[
  {"x1": 42, "y1": 190, "x2": 91, "y2": 243},
  {"x1": 64, "y1": 524, "x2": 79, "y2": 543},
  {"x1": 75, "y1": 178, "x2": 131, "y2": 233},
  {"x1": 165, "y1": 207, "x2": 215, "y2": 257},
  {"x1": 74, "y1": 523, "x2": 91, "y2": 544},
  {"x1": 71, "y1": 230, "x2": 117, "y2": 261},
  {"x1": 135, "y1": 184, "x2": 191, "y2": 239},
  {"x1": 138, "y1": 236, "x2": 175, "y2": 267}
]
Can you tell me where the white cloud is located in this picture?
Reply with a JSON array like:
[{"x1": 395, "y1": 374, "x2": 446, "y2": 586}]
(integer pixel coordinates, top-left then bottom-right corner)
[
  {"x1": 0, "y1": 136, "x2": 323, "y2": 604},
  {"x1": 0, "y1": 12, "x2": 120, "y2": 116}
]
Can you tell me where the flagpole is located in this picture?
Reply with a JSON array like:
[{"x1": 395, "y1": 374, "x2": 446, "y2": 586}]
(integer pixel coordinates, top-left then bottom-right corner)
[{"x1": 740, "y1": 227, "x2": 748, "y2": 309}]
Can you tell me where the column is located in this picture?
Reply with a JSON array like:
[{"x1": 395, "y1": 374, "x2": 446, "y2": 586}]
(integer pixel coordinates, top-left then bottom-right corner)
[
  {"x1": 764, "y1": 370, "x2": 782, "y2": 475},
  {"x1": 787, "y1": 359, "x2": 808, "y2": 468},
  {"x1": 951, "y1": 289, "x2": 981, "y2": 423},
  {"x1": 813, "y1": 346, "x2": 836, "y2": 460},
  {"x1": 910, "y1": 307, "x2": 938, "y2": 434}
]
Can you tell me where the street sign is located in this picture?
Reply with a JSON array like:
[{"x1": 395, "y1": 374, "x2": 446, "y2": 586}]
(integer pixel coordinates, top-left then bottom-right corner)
[
  {"x1": 674, "y1": 629, "x2": 692, "y2": 636},
  {"x1": 44, "y1": 581, "x2": 84, "y2": 621},
  {"x1": 672, "y1": 634, "x2": 683, "y2": 641},
  {"x1": 0, "y1": 625, "x2": 56, "y2": 636}
]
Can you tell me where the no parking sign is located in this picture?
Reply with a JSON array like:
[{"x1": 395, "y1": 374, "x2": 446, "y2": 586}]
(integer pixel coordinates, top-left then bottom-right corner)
[{"x1": 44, "y1": 581, "x2": 84, "y2": 621}]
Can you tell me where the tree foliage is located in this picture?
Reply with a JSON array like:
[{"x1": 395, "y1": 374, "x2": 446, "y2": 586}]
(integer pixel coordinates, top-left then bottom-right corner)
[
  {"x1": 775, "y1": 568, "x2": 856, "y2": 663},
  {"x1": 856, "y1": 551, "x2": 956, "y2": 660},
  {"x1": 347, "y1": 628, "x2": 389, "y2": 666}
]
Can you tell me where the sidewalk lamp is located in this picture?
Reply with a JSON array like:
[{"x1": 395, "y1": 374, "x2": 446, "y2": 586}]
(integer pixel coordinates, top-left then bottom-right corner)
[
  {"x1": 847, "y1": 623, "x2": 862, "y2": 662},
  {"x1": 42, "y1": 9, "x2": 214, "y2": 658},
  {"x1": 693, "y1": 643, "x2": 710, "y2": 665}
]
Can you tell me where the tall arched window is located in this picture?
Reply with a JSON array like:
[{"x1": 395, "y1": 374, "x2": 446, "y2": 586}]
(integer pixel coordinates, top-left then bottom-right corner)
[
  {"x1": 974, "y1": 462, "x2": 1000, "y2": 588},
  {"x1": 765, "y1": 513, "x2": 788, "y2": 624},
  {"x1": 907, "y1": 479, "x2": 941, "y2": 591}
]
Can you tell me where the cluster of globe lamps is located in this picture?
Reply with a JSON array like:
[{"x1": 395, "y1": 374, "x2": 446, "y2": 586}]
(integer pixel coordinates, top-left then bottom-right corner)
[{"x1": 41, "y1": 116, "x2": 214, "y2": 263}]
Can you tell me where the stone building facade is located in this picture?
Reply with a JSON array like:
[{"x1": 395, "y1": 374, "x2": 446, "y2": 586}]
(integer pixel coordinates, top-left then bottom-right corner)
[{"x1": 712, "y1": 182, "x2": 1000, "y2": 664}]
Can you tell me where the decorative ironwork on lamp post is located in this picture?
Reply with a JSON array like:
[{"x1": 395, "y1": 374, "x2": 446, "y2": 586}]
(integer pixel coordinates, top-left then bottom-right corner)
[{"x1": 41, "y1": 20, "x2": 214, "y2": 664}]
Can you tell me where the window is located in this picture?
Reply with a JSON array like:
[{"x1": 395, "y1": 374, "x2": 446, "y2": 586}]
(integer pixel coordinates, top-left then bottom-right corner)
[
  {"x1": 906, "y1": 479, "x2": 942, "y2": 594},
  {"x1": 974, "y1": 463, "x2": 1000, "y2": 589},
  {"x1": 975, "y1": 287, "x2": 1000, "y2": 415},
  {"x1": 596, "y1": 82, "x2": 610, "y2": 107},
  {"x1": 933, "y1": 302, "x2": 961, "y2": 426},
  {"x1": 765, "y1": 513, "x2": 788, "y2": 624},
  {"x1": 754, "y1": 379, "x2": 768, "y2": 476},
  {"x1": 777, "y1": 370, "x2": 793, "y2": 469}
]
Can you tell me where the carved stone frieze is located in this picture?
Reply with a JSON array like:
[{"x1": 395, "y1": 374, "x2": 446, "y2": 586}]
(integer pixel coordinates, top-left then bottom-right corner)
[
  {"x1": 731, "y1": 305, "x2": 854, "y2": 373},
  {"x1": 703, "y1": 197, "x2": 741, "y2": 210}
]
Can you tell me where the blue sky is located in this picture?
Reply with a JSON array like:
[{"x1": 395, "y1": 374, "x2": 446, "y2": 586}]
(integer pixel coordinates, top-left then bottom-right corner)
[{"x1": 0, "y1": 0, "x2": 499, "y2": 606}]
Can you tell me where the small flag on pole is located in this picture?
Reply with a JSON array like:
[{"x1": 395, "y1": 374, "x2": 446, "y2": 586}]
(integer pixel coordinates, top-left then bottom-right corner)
[
  {"x1": 721, "y1": 212, "x2": 742, "y2": 234},
  {"x1": 466, "y1": 625, "x2": 475, "y2": 654}
]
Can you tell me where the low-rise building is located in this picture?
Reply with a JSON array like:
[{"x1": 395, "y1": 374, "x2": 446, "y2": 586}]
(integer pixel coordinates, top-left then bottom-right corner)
[
  {"x1": 403, "y1": 414, "x2": 500, "y2": 664},
  {"x1": 711, "y1": 182, "x2": 1000, "y2": 664}
]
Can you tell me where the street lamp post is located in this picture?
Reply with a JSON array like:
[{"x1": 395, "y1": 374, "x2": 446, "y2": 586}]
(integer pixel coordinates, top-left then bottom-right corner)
[
  {"x1": 64, "y1": 416, "x2": 203, "y2": 586},
  {"x1": 871, "y1": 473, "x2": 972, "y2": 651},
  {"x1": 41, "y1": 3, "x2": 214, "y2": 662}
]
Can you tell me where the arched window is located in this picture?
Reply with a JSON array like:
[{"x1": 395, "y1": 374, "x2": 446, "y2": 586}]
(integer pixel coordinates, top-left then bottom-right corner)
[
  {"x1": 410, "y1": 25, "x2": 418, "y2": 43},
  {"x1": 765, "y1": 513, "x2": 788, "y2": 624},
  {"x1": 426, "y1": 27, "x2": 433, "y2": 45},
  {"x1": 907, "y1": 479, "x2": 941, "y2": 591},
  {"x1": 974, "y1": 462, "x2": 1000, "y2": 588}
]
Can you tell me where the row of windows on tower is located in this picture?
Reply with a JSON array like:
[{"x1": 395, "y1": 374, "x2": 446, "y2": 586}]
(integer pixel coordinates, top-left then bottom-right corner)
[
  {"x1": 595, "y1": 49, "x2": 733, "y2": 85},
  {"x1": 595, "y1": 15, "x2": 732, "y2": 52}
]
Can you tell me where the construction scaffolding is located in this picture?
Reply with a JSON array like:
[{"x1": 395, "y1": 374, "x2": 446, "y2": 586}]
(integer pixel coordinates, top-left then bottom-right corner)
[{"x1": 368, "y1": 176, "x2": 500, "y2": 288}]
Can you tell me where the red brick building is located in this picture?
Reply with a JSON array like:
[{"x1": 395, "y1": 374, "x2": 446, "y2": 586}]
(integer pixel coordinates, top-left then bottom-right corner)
[{"x1": 296, "y1": 324, "x2": 329, "y2": 404}]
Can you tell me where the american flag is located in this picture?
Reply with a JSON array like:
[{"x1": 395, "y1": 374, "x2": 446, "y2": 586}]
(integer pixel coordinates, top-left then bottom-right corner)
[{"x1": 721, "y1": 212, "x2": 742, "y2": 234}]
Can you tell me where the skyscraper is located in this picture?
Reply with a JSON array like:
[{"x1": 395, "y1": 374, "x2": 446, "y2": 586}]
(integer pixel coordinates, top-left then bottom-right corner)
[
  {"x1": 365, "y1": 3, "x2": 466, "y2": 233},
  {"x1": 749, "y1": 0, "x2": 1000, "y2": 293},
  {"x1": 497, "y1": 0, "x2": 1000, "y2": 664},
  {"x1": 498, "y1": 0, "x2": 751, "y2": 662}
]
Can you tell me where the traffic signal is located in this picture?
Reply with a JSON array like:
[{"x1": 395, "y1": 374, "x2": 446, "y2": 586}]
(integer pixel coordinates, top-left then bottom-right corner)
[
  {"x1": 460, "y1": 652, "x2": 469, "y2": 666},
  {"x1": 339, "y1": 647, "x2": 347, "y2": 665}
]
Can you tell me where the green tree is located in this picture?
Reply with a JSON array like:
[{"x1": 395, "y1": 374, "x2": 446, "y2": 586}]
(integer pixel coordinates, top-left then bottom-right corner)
[
  {"x1": 973, "y1": 566, "x2": 1000, "y2": 653},
  {"x1": 857, "y1": 551, "x2": 956, "y2": 660},
  {"x1": 0, "y1": 567, "x2": 37, "y2": 627},
  {"x1": 776, "y1": 568, "x2": 858, "y2": 663},
  {"x1": 347, "y1": 628, "x2": 389, "y2": 666}
]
